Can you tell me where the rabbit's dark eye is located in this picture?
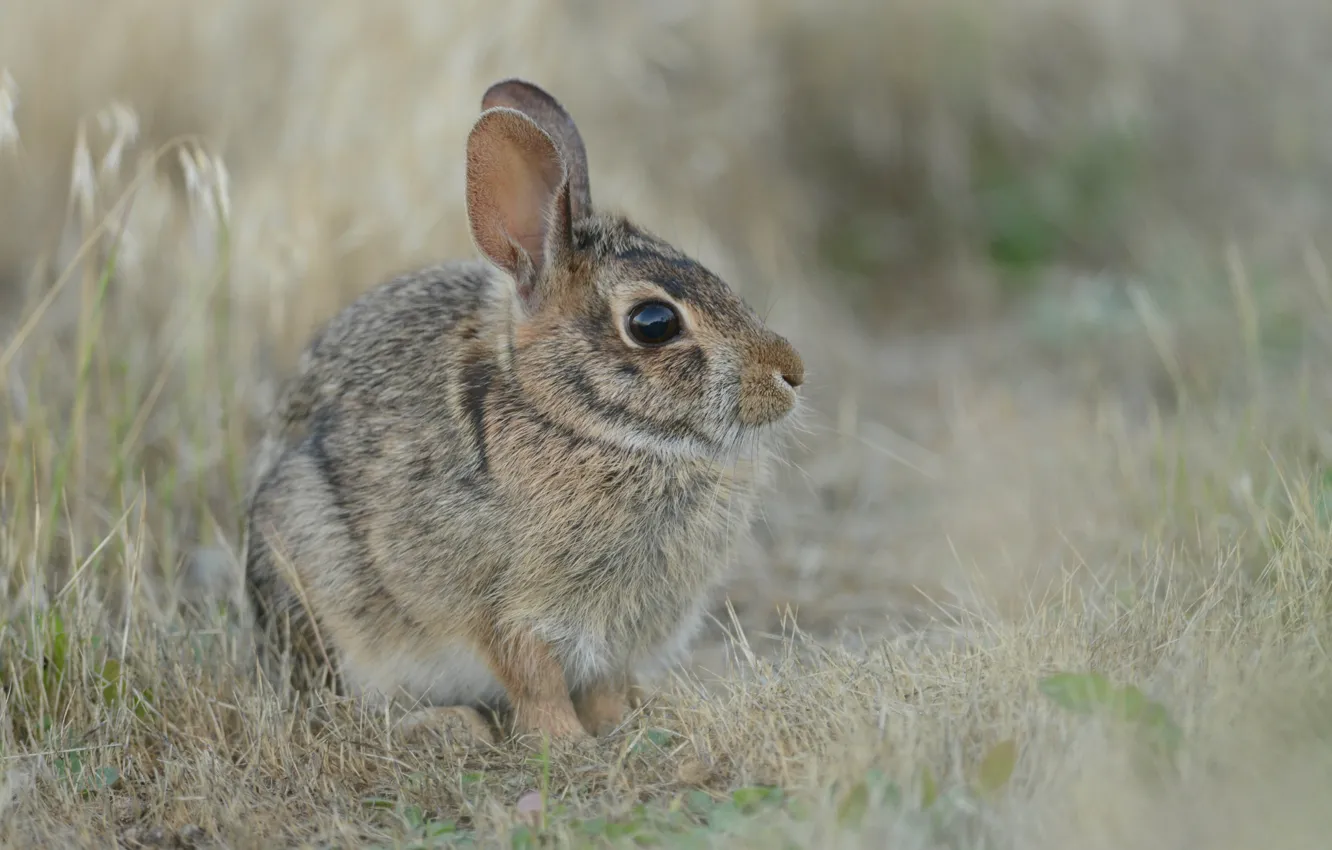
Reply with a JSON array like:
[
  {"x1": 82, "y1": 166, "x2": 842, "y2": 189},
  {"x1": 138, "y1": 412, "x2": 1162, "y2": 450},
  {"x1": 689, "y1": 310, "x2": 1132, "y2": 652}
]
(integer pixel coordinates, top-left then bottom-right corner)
[{"x1": 627, "y1": 301, "x2": 682, "y2": 346}]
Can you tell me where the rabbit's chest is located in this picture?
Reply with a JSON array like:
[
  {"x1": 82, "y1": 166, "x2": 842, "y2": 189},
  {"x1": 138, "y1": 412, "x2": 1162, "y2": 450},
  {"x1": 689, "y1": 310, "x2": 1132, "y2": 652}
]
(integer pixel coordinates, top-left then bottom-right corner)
[
  {"x1": 531, "y1": 496, "x2": 743, "y2": 655},
  {"x1": 496, "y1": 450, "x2": 761, "y2": 667},
  {"x1": 529, "y1": 475, "x2": 746, "y2": 583},
  {"x1": 514, "y1": 455, "x2": 752, "y2": 542}
]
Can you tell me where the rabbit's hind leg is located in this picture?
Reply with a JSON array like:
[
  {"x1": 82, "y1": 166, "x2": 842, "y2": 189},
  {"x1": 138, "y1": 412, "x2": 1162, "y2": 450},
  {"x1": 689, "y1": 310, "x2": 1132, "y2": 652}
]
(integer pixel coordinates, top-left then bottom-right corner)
[{"x1": 396, "y1": 705, "x2": 498, "y2": 747}]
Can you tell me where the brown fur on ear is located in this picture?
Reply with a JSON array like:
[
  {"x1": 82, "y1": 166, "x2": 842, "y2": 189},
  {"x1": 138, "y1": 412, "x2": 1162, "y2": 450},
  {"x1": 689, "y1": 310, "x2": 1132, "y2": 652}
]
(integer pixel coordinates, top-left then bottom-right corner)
[
  {"x1": 482, "y1": 79, "x2": 592, "y2": 222},
  {"x1": 464, "y1": 107, "x2": 573, "y2": 307}
]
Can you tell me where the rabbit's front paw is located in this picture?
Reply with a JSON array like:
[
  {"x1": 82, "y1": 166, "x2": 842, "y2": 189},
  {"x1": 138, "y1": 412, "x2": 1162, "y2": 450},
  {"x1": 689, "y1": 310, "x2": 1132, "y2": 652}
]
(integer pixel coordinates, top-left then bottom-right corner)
[
  {"x1": 487, "y1": 629, "x2": 591, "y2": 743},
  {"x1": 573, "y1": 675, "x2": 638, "y2": 736}
]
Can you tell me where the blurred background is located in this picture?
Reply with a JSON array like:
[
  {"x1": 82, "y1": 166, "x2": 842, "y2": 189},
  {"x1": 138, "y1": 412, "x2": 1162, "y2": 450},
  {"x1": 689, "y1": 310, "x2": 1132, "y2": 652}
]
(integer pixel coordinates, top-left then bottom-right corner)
[{"x1": 3, "y1": 0, "x2": 1332, "y2": 649}]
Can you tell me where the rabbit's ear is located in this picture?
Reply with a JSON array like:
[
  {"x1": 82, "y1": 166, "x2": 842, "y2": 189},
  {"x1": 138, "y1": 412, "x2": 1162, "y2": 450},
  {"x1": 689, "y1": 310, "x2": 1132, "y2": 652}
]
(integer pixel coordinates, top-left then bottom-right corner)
[
  {"x1": 465, "y1": 107, "x2": 575, "y2": 310},
  {"x1": 482, "y1": 79, "x2": 592, "y2": 221}
]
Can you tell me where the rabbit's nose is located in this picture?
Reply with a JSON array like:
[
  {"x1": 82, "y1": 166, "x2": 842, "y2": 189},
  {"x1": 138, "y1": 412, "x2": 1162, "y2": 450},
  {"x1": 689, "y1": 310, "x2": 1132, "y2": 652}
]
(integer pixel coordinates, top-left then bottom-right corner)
[{"x1": 768, "y1": 337, "x2": 804, "y2": 390}]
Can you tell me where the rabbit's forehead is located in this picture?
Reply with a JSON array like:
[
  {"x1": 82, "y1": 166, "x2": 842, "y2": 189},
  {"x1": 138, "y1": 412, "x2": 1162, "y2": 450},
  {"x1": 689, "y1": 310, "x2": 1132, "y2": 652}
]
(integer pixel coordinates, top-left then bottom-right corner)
[
  {"x1": 574, "y1": 213, "x2": 763, "y2": 329},
  {"x1": 598, "y1": 248, "x2": 756, "y2": 328}
]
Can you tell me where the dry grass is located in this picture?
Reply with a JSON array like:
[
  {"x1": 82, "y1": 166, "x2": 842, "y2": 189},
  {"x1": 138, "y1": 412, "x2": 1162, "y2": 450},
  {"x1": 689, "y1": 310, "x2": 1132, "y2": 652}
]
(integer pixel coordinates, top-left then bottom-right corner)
[{"x1": 3, "y1": 0, "x2": 1332, "y2": 847}]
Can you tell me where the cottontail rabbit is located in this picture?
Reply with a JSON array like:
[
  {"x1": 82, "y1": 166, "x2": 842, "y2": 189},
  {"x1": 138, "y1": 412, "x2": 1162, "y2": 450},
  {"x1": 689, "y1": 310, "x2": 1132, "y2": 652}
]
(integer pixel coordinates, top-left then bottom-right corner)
[{"x1": 243, "y1": 79, "x2": 804, "y2": 743}]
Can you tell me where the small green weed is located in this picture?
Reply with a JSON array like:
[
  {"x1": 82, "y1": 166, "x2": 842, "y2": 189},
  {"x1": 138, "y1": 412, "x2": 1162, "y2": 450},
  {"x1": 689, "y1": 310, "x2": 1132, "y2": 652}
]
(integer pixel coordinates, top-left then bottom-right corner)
[{"x1": 1040, "y1": 671, "x2": 1183, "y2": 778}]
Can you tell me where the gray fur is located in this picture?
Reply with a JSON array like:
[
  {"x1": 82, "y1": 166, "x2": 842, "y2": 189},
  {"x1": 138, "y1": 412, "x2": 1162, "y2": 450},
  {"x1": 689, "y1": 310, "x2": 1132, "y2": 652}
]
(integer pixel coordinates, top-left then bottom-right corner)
[{"x1": 243, "y1": 81, "x2": 803, "y2": 739}]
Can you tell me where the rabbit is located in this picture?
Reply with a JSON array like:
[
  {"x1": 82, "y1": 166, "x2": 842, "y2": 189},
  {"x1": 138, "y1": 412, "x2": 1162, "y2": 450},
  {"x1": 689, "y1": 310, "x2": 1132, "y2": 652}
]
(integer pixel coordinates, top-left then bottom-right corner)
[{"x1": 242, "y1": 78, "x2": 805, "y2": 744}]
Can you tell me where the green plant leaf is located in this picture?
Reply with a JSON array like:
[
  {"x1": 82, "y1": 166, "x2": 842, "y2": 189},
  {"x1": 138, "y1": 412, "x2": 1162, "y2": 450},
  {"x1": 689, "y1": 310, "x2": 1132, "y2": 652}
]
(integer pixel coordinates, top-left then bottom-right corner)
[
  {"x1": 787, "y1": 797, "x2": 813, "y2": 822},
  {"x1": 629, "y1": 726, "x2": 676, "y2": 755},
  {"x1": 577, "y1": 817, "x2": 608, "y2": 836},
  {"x1": 645, "y1": 728, "x2": 675, "y2": 747},
  {"x1": 423, "y1": 819, "x2": 456, "y2": 837},
  {"x1": 1111, "y1": 684, "x2": 1151, "y2": 723},
  {"x1": 837, "y1": 781, "x2": 869, "y2": 827},
  {"x1": 401, "y1": 804, "x2": 425, "y2": 829},
  {"x1": 707, "y1": 801, "x2": 744, "y2": 832},
  {"x1": 731, "y1": 785, "x2": 782, "y2": 813},
  {"x1": 133, "y1": 687, "x2": 155, "y2": 721},
  {"x1": 509, "y1": 825, "x2": 536, "y2": 850},
  {"x1": 977, "y1": 739, "x2": 1018, "y2": 793},
  {"x1": 88, "y1": 766, "x2": 119, "y2": 791},
  {"x1": 54, "y1": 752, "x2": 83, "y2": 783},
  {"x1": 97, "y1": 658, "x2": 122, "y2": 706},
  {"x1": 881, "y1": 781, "x2": 902, "y2": 808},
  {"x1": 39, "y1": 611, "x2": 70, "y2": 695},
  {"x1": 605, "y1": 819, "x2": 641, "y2": 839},
  {"x1": 919, "y1": 767, "x2": 938, "y2": 809},
  {"x1": 1039, "y1": 672, "x2": 1116, "y2": 714},
  {"x1": 684, "y1": 790, "x2": 716, "y2": 815}
]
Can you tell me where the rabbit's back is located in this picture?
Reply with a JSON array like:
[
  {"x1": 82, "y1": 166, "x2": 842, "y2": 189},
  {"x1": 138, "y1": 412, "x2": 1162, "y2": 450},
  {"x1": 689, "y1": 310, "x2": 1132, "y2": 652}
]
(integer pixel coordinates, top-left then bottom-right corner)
[
  {"x1": 243, "y1": 262, "x2": 507, "y2": 676},
  {"x1": 279, "y1": 262, "x2": 496, "y2": 430}
]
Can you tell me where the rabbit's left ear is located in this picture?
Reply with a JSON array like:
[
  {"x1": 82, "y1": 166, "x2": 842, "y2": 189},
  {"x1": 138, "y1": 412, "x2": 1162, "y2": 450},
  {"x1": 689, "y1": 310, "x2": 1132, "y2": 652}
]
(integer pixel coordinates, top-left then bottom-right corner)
[
  {"x1": 482, "y1": 79, "x2": 592, "y2": 222},
  {"x1": 465, "y1": 106, "x2": 574, "y2": 311}
]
